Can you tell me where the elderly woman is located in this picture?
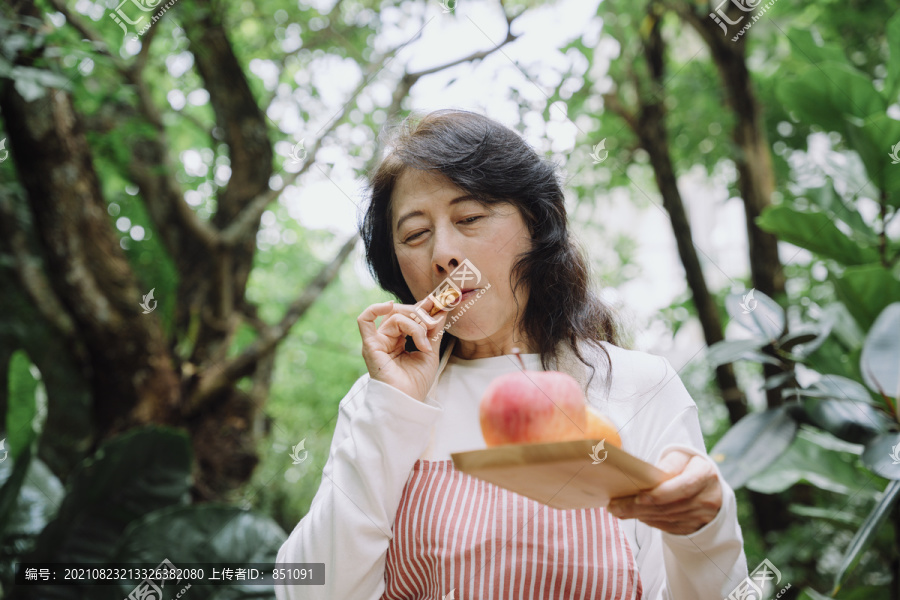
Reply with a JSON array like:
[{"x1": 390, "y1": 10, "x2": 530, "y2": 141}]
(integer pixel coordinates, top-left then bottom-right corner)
[{"x1": 276, "y1": 109, "x2": 749, "y2": 599}]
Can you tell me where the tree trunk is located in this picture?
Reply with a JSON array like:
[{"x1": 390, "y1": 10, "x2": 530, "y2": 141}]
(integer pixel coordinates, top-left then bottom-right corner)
[
  {"x1": 615, "y1": 11, "x2": 749, "y2": 427},
  {"x1": 670, "y1": 2, "x2": 787, "y2": 409},
  {"x1": 632, "y1": 5, "x2": 791, "y2": 535}
]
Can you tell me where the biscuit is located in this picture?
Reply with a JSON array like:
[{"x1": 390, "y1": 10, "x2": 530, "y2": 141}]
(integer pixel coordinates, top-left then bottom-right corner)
[{"x1": 429, "y1": 287, "x2": 461, "y2": 315}]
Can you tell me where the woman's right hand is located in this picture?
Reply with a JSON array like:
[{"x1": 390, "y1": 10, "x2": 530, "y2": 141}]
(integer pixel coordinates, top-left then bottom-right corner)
[{"x1": 357, "y1": 297, "x2": 451, "y2": 402}]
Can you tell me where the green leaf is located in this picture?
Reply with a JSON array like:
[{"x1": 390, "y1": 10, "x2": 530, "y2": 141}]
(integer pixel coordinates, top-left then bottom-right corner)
[
  {"x1": 832, "y1": 265, "x2": 900, "y2": 331},
  {"x1": 832, "y1": 480, "x2": 900, "y2": 594},
  {"x1": 861, "y1": 433, "x2": 900, "y2": 480},
  {"x1": 710, "y1": 406, "x2": 799, "y2": 490},
  {"x1": 789, "y1": 504, "x2": 861, "y2": 527},
  {"x1": 746, "y1": 427, "x2": 877, "y2": 496},
  {"x1": 846, "y1": 114, "x2": 900, "y2": 201},
  {"x1": 724, "y1": 289, "x2": 786, "y2": 340},
  {"x1": 785, "y1": 29, "x2": 848, "y2": 65},
  {"x1": 776, "y1": 62, "x2": 884, "y2": 132},
  {"x1": 757, "y1": 205, "x2": 880, "y2": 265},
  {"x1": 24, "y1": 427, "x2": 192, "y2": 567},
  {"x1": 5, "y1": 350, "x2": 43, "y2": 458},
  {"x1": 888, "y1": 13, "x2": 900, "y2": 96},
  {"x1": 0, "y1": 442, "x2": 33, "y2": 538},
  {"x1": 783, "y1": 375, "x2": 879, "y2": 406},
  {"x1": 706, "y1": 338, "x2": 768, "y2": 367},
  {"x1": 802, "y1": 397, "x2": 892, "y2": 444},
  {"x1": 778, "y1": 322, "x2": 831, "y2": 359},
  {"x1": 764, "y1": 370, "x2": 796, "y2": 391},
  {"x1": 803, "y1": 185, "x2": 875, "y2": 243},
  {"x1": 860, "y1": 302, "x2": 900, "y2": 405},
  {"x1": 778, "y1": 330, "x2": 819, "y2": 353},
  {"x1": 797, "y1": 588, "x2": 832, "y2": 600}
]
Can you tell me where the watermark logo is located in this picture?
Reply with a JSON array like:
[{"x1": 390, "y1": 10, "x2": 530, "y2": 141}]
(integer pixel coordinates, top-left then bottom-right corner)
[
  {"x1": 140, "y1": 288, "x2": 157, "y2": 314},
  {"x1": 0, "y1": 138, "x2": 8, "y2": 164},
  {"x1": 0, "y1": 439, "x2": 7, "y2": 464},
  {"x1": 589, "y1": 439, "x2": 608, "y2": 465},
  {"x1": 290, "y1": 439, "x2": 308, "y2": 465},
  {"x1": 110, "y1": 0, "x2": 182, "y2": 43},
  {"x1": 290, "y1": 139, "x2": 307, "y2": 164},
  {"x1": 439, "y1": 0, "x2": 456, "y2": 13},
  {"x1": 890, "y1": 443, "x2": 900, "y2": 465},
  {"x1": 740, "y1": 288, "x2": 757, "y2": 314},
  {"x1": 590, "y1": 139, "x2": 608, "y2": 164},
  {"x1": 709, "y1": 0, "x2": 760, "y2": 34},
  {"x1": 889, "y1": 141, "x2": 900, "y2": 165},
  {"x1": 709, "y1": 0, "x2": 779, "y2": 41},
  {"x1": 125, "y1": 558, "x2": 191, "y2": 600},
  {"x1": 725, "y1": 558, "x2": 790, "y2": 600},
  {"x1": 109, "y1": 0, "x2": 160, "y2": 43}
]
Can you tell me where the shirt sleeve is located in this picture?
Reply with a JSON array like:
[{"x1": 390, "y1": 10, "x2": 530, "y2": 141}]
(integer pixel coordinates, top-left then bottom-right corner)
[
  {"x1": 627, "y1": 360, "x2": 749, "y2": 599},
  {"x1": 274, "y1": 375, "x2": 442, "y2": 600}
]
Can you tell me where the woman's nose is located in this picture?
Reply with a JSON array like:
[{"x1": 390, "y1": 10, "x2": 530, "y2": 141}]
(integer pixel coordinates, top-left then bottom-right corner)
[
  {"x1": 433, "y1": 255, "x2": 460, "y2": 277},
  {"x1": 431, "y1": 229, "x2": 462, "y2": 277}
]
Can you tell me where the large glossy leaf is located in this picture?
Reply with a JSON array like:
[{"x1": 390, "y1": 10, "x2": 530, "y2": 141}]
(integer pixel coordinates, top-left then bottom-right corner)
[
  {"x1": 802, "y1": 184, "x2": 876, "y2": 243},
  {"x1": 756, "y1": 205, "x2": 880, "y2": 266},
  {"x1": 0, "y1": 446, "x2": 64, "y2": 590},
  {"x1": 710, "y1": 406, "x2": 798, "y2": 490},
  {"x1": 0, "y1": 442, "x2": 33, "y2": 538},
  {"x1": 802, "y1": 397, "x2": 892, "y2": 444},
  {"x1": 778, "y1": 322, "x2": 831, "y2": 359},
  {"x1": 5, "y1": 350, "x2": 43, "y2": 458},
  {"x1": 746, "y1": 428, "x2": 878, "y2": 496},
  {"x1": 706, "y1": 338, "x2": 767, "y2": 367},
  {"x1": 0, "y1": 450, "x2": 63, "y2": 537},
  {"x1": 784, "y1": 29, "x2": 848, "y2": 65},
  {"x1": 24, "y1": 427, "x2": 192, "y2": 568},
  {"x1": 725, "y1": 289, "x2": 785, "y2": 341},
  {"x1": 847, "y1": 115, "x2": 900, "y2": 201},
  {"x1": 776, "y1": 62, "x2": 885, "y2": 132},
  {"x1": 783, "y1": 375, "x2": 879, "y2": 406},
  {"x1": 832, "y1": 266, "x2": 900, "y2": 331},
  {"x1": 859, "y1": 302, "x2": 900, "y2": 409},
  {"x1": 832, "y1": 480, "x2": 900, "y2": 595},
  {"x1": 861, "y1": 433, "x2": 900, "y2": 480},
  {"x1": 100, "y1": 505, "x2": 287, "y2": 600},
  {"x1": 789, "y1": 504, "x2": 861, "y2": 528},
  {"x1": 888, "y1": 12, "x2": 900, "y2": 96}
]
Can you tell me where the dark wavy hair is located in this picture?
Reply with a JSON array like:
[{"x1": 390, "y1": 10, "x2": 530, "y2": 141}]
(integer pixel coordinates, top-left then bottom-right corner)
[{"x1": 359, "y1": 109, "x2": 621, "y2": 391}]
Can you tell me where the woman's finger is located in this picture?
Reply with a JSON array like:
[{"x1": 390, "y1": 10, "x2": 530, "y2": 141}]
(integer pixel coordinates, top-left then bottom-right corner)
[
  {"x1": 357, "y1": 300, "x2": 395, "y2": 338},
  {"x1": 641, "y1": 456, "x2": 712, "y2": 505},
  {"x1": 379, "y1": 310, "x2": 433, "y2": 353}
]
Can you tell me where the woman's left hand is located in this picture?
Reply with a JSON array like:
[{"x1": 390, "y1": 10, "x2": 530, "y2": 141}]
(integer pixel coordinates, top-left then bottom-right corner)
[{"x1": 607, "y1": 449, "x2": 723, "y2": 536}]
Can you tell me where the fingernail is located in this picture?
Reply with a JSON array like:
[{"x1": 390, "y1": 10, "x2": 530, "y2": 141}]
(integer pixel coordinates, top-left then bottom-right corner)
[{"x1": 635, "y1": 495, "x2": 648, "y2": 504}]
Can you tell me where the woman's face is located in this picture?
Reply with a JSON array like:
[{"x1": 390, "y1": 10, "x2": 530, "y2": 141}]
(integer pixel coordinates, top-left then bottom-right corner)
[{"x1": 390, "y1": 169, "x2": 534, "y2": 359}]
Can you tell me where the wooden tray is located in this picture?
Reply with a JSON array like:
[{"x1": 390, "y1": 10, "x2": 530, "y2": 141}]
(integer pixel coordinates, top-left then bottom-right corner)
[{"x1": 451, "y1": 439, "x2": 674, "y2": 510}]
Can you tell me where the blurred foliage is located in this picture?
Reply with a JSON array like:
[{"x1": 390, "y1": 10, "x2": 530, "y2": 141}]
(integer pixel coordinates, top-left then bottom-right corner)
[
  {"x1": 1, "y1": 0, "x2": 900, "y2": 597},
  {"x1": 704, "y1": 12, "x2": 900, "y2": 588}
]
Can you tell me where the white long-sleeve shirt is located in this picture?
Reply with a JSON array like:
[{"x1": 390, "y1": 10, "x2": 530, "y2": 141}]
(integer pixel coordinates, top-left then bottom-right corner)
[{"x1": 276, "y1": 337, "x2": 749, "y2": 599}]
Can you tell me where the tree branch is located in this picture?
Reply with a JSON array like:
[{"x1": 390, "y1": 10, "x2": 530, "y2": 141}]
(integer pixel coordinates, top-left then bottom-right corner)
[
  {"x1": 187, "y1": 233, "x2": 359, "y2": 413},
  {"x1": 0, "y1": 190, "x2": 78, "y2": 340}
]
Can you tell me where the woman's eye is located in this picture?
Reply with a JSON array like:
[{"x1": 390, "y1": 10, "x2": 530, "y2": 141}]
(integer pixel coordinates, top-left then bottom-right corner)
[
  {"x1": 460, "y1": 215, "x2": 483, "y2": 224},
  {"x1": 404, "y1": 231, "x2": 426, "y2": 243}
]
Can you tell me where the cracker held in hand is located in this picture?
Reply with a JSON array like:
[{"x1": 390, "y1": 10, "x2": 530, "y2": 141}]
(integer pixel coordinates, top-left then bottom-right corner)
[{"x1": 429, "y1": 287, "x2": 461, "y2": 315}]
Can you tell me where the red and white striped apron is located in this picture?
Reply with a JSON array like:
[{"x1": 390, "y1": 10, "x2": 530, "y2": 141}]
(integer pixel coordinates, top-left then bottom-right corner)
[{"x1": 382, "y1": 459, "x2": 643, "y2": 600}]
